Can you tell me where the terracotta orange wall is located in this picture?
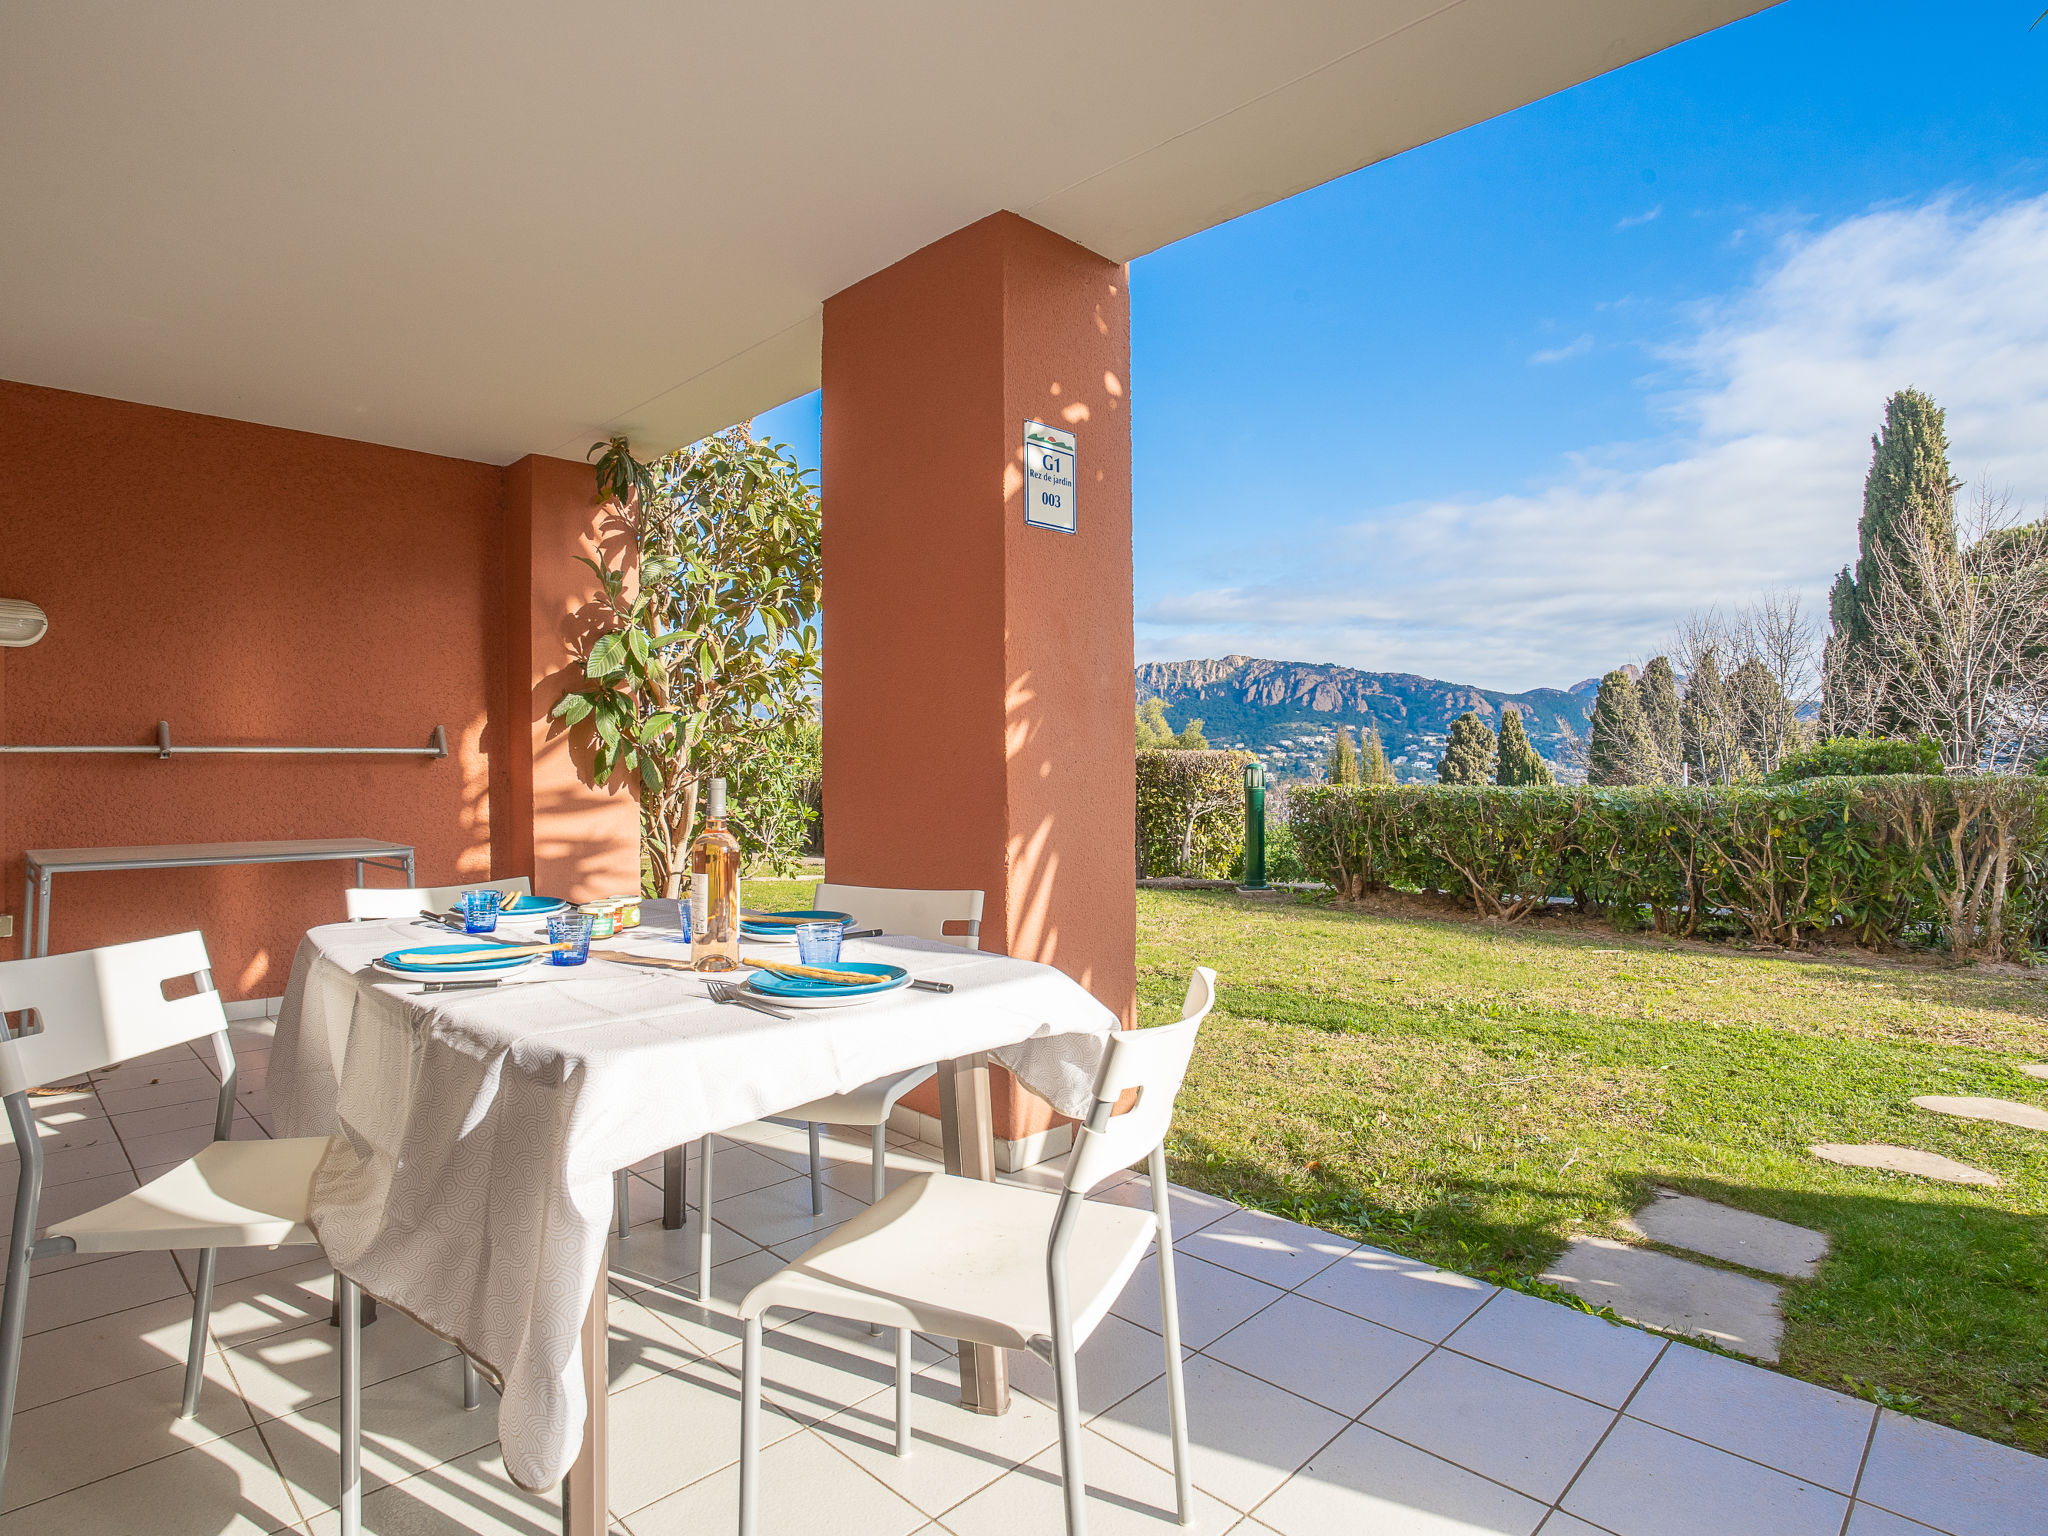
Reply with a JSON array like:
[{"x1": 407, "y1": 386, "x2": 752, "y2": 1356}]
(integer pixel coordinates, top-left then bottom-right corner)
[
  {"x1": 822, "y1": 212, "x2": 1136, "y2": 1140},
  {"x1": 503, "y1": 455, "x2": 643, "y2": 902},
  {"x1": 0, "y1": 381, "x2": 636, "y2": 994}
]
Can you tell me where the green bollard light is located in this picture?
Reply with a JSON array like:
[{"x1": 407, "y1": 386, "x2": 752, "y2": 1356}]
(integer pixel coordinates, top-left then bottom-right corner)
[{"x1": 1241, "y1": 760, "x2": 1268, "y2": 890}]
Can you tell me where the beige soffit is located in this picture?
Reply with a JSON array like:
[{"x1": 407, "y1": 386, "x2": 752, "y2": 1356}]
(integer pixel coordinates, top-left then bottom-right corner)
[{"x1": 0, "y1": 0, "x2": 1774, "y2": 465}]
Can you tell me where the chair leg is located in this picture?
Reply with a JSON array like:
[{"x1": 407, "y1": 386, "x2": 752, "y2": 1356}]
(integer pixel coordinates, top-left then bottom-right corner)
[
  {"x1": 461, "y1": 1352, "x2": 481, "y2": 1411},
  {"x1": 696, "y1": 1135, "x2": 715, "y2": 1300},
  {"x1": 1155, "y1": 1238, "x2": 1195, "y2": 1525},
  {"x1": 613, "y1": 1167, "x2": 632, "y2": 1239},
  {"x1": 0, "y1": 1151, "x2": 43, "y2": 1508},
  {"x1": 806, "y1": 1122, "x2": 823, "y2": 1215},
  {"x1": 1148, "y1": 1143, "x2": 1194, "y2": 1525},
  {"x1": 738, "y1": 1314, "x2": 764, "y2": 1536},
  {"x1": 868, "y1": 1126, "x2": 889, "y2": 1335},
  {"x1": 338, "y1": 1273, "x2": 363, "y2": 1536},
  {"x1": 1050, "y1": 1300, "x2": 1088, "y2": 1536},
  {"x1": 894, "y1": 1326, "x2": 913, "y2": 1458},
  {"x1": 663, "y1": 1144, "x2": 686, "y2": 1230},
  {"x1": 179, "y1": 1247, "x2": 218, "y2": 1419}
]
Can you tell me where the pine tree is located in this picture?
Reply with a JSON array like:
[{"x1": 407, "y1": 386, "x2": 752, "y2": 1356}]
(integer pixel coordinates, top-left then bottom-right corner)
[
  {"x1": 1495, "y1": 708, "x2": 1554, "y2": 786},
  {"x1": 1639, "y1": 656, "x2": 1682, "y2": 783},
  {"x1": 1437, "y1": 711, "x2": 1498, "y2": 785},
  {"x1": 1825, "y1": 388, "x2": 1961, "y2": 724},
  {"x1": 1359, "y1": 728, "x2": 1396, "y2": 785},
  {"x1": 1325, "y1": 726, "x2": 1359, "y2": 784},
  {"x1": 1588, "y1": 670, "x2": 1656, "y2": 785}
]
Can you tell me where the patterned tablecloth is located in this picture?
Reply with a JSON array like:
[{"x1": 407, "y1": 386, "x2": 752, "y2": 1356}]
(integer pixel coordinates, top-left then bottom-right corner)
[{"x1": 268, "y1": 901, "x2": 1118, "y2": 1490}]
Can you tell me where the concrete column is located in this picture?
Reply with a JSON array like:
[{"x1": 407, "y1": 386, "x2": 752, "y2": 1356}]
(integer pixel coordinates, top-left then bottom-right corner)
[
  {"x1": 497, "y1": 454, "x2": 642, "y2": 902},
  {"x1": 822, "y1": 212, "x2": 1136, "y2": 1146}
]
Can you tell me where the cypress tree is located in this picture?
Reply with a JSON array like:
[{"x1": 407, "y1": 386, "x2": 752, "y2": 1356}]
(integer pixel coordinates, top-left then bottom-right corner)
[
  {"x1": 1359, "y1": 728, "x2": 1396, "y2": 785},
  {"x1": 1495, "y1": 708, "x2": 1554, "y2": 786},
  {"x1": 1728, "y1": 657, "x2": 1797, "y2": 777},
  {"x1": 1325, "y1": 726, "x2": 1359, "y2": 784},
  {"x1": 1681, "y1": 652, "x2": 1733, "y2": 784},
  {"x1": 1826, "y1": 388, "x2": 1960, "y2": 722},
  {"x1": 1639, "y1": 656, "x2": 1682, "y2": 783},
  {"x1": 1588, "y1": 670, "x2": 1655, "y2": 785},
  {"x1": 1437, "y1": 711, "x2": 1498, "y2": 785}
]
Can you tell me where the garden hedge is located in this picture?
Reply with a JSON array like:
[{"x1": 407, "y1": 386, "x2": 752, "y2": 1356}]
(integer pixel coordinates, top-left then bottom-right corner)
[
  {"x1": 1288, "y1": 776, "x2": 2048, "y2": 959},
  {"x1": 1137, "y1": 749, "x2": 1255, "y2": 878}
]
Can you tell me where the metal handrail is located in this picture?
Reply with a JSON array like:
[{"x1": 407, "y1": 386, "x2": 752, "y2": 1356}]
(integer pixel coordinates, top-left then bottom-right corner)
[{"x1": 0, "y1": 722, "x2": 447, "y2": 759}]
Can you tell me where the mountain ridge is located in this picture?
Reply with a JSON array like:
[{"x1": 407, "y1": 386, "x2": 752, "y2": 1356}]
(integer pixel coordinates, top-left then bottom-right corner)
[{"x1": 1135, "y1": 655, "x2": 1591, "y2": 781}]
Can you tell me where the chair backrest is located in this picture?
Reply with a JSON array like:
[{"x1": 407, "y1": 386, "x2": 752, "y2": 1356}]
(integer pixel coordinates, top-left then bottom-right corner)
[
  {"x1": 814, "y1": 883, "x2": 984, "y2": 949},
  {"x1": 1062, "y1": 967, "x2": 1215, "y2": 1194},
  {"x1": 0, "y1": 932, "x2": 226, "y2": 1097},
  {"x1": 345, "y1": 876, "x2": 533, "y2": 921}
]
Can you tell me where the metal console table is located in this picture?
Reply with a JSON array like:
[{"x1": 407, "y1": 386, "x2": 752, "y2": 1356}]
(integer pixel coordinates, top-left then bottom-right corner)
[{"x1": 22, "y1": 838, "x2": 415, "y2": 958}]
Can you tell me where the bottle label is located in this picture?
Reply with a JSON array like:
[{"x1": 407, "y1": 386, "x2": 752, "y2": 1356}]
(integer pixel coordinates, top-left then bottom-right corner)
[{"x1": 690, "y1": 873, "x2": 708, "y2": 939}]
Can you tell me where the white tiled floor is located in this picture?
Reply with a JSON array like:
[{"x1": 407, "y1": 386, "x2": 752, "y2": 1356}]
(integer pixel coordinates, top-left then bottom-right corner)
[{"x1": 0, "y1": 1021, "x2": 2043, "y2": 1535}]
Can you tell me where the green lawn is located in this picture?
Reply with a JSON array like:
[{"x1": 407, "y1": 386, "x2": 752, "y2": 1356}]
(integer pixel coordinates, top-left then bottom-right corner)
[
  {"x1": 747, "y1": 876, "x2": 2048, "y2": 1451},
  {"x1": 1137, "y1": 889, "x2": 2048, "y2": 1452}
]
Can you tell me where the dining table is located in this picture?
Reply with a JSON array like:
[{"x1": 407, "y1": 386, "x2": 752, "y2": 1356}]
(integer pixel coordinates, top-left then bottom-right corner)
[{"x1": 267, "y1": 897, "x2": 1120, "y2": 1533}]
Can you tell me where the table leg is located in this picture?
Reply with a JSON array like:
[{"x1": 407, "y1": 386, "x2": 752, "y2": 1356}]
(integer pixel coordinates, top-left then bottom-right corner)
[
  {"x1": 33, "y1": 870, "x2": 51, "y2": 960},
  {"x1": 937, "y1": 1053, "x2": 1009, "y2": 1415},
  {"x1": 18, "y1": 869, "x2": 32, "y2": 961},
  {"x1": 561, "y1": 1250, "x2": 610, "y2": 1536}
]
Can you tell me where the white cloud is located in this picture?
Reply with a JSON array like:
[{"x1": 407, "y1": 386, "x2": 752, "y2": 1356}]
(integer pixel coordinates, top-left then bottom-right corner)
[
  {"x1": 1138, "y1": 193, "x2": 2048, "y2": 692},
  {"x1": 1529, "y1": 333, "x2": 1595, "y2": 365},
  {"x1": 1617, "y1": 204, "x2": 1663, "y2": 229}
]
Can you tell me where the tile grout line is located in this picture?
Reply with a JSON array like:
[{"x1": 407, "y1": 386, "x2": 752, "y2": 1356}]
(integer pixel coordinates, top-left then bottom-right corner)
[
  {"x1": 220, "y1": 1334, "x2": 321, "y2": 1534},
  {"x1": 1544, "y1": 1335, "x2": 1671, "y2": 1527},
  {"x1": 1835, "y1": 1406, "x2": 1883, "y2": 1536}
]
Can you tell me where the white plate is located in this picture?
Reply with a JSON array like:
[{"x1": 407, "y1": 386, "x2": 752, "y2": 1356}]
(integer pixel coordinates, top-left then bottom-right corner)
[
  {"x1": 372, "y1": 956, "x2": 541, "y2": 985},
  {"x1": 739, "y1": 927, "x2": 798, "y2": 946}
]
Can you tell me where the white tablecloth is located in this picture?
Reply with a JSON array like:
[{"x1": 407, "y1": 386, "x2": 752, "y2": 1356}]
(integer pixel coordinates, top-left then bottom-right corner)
[{"x1": 269, "y1": 901, "x2": 1118, "y2": 1490}]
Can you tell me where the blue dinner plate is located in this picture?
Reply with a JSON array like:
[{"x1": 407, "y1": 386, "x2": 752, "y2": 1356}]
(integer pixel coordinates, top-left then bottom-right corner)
[
  {"x1": 740, "y1": 908, "x2": 853, "y2": 935},
  {"x1": 378, "y1": 943, "x2": 535, "y2": 974},
  {"x1": 747, "y1": 961, "x2": 908, "y2": 1002},
  {"x1": 499, "y1": 894, "x2": 570, "y2": 916}
]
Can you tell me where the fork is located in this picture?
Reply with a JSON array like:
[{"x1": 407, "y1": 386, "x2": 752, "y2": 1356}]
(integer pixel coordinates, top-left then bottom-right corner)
[{"x1": 706, "y1": 979, "x2": 793, "y2": 1020}]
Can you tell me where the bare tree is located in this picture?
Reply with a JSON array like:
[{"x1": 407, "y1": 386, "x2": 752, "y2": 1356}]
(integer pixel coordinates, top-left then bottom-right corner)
[
  {"x1": 1665, "y1": 595, "x2": 1817, "y2": 782},
  {"x1": 1830, "y1": 485, "x2": 2048, "y2": 772}
]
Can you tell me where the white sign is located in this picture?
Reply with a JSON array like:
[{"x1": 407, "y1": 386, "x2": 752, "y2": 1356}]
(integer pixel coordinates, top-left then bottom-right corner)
[{"x1": 1023, "y1": 421, "x2": 1077, "y2": 533}]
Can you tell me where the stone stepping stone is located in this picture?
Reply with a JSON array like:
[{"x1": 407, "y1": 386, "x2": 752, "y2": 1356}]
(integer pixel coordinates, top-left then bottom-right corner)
[
  {"x1": 1619, "y1": 1188, "x2": 1828, "y2": 1279},
  {"x1": 1911, "y1": 1095, "x2": 2048, "y2": 1133},
  {"x1": 1810, "y1": 1143, "x2": 2002, "y2": 1187},
  {"x1": 2020, "y1": 1064, "x2": 2048, "y2": 1081},
  {"x1": 1541, "y1": 1236, "x2": 1783, "y2": 1360}
]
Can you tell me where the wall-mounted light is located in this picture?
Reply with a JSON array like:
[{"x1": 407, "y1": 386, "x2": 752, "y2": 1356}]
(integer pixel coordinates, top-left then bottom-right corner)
[{"x1": 0, "y1": 600, "x2": 48, "y2": 648}]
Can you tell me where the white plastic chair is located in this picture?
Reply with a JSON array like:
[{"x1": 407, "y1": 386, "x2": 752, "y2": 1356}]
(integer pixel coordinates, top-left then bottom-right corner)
[
  {"x1": 344, "y1": 876, "x2": 534, "y2": 921},
  {"x1": 662, "y1": 884, "x2": 985, "y2": 1298},
  {"x1": 735, "y1": 967, "x2": 1216, "y2": 1536},
  {"x1": 0, "y1": 933, "x2": 371, "y2": 1533}
]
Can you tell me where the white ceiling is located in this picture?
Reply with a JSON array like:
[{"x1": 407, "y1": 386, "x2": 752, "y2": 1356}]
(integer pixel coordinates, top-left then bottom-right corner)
[{"x1": 0, "y1": 1, "x2": 1772, "y2": 465}]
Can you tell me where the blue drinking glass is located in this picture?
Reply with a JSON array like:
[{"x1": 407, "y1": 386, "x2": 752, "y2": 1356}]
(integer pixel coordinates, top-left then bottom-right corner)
[
  {"x1": 548, "y1": 911, "x2": 594, "y2": 965},
  {"x1": 460, "y1": 888, "x2": 503, "y2": 934},
  {"x1": 795, "y1": 921, "x2": 843, "y2": 967}
]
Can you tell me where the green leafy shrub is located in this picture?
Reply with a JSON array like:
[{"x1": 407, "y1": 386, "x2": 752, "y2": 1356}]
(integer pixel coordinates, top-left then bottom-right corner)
[
  {"x1": 1770, "y1": 736, "x2": 1941, "y2": 783},
  {"x1": 1262, "y1": 792, "x2": 1311, "y2": 883},
  {"x1": 1288, "y1": 777, "x2": 2048, "y2": 960},
  {"x1": 1137, "y1": 750, "x2": 1255, "y2": 878}
]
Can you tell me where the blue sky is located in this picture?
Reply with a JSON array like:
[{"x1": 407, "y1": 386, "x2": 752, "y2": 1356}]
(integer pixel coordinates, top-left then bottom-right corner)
[{"x1": 759, "y1": 0, "x2": 2048, "y2": 694}]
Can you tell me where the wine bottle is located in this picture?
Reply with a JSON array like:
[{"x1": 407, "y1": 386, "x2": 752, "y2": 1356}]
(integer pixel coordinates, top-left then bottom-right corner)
[{"x1": 689, "y1": 777, "x2": 742, "y2": 971}]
